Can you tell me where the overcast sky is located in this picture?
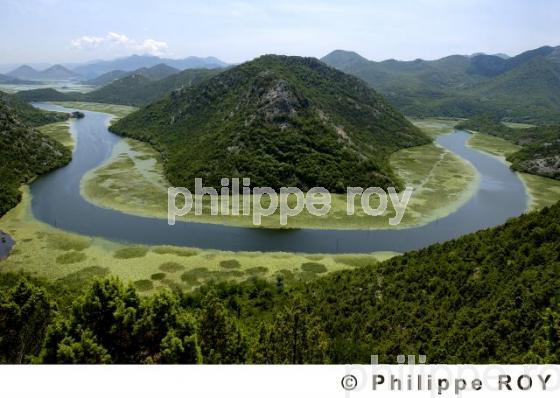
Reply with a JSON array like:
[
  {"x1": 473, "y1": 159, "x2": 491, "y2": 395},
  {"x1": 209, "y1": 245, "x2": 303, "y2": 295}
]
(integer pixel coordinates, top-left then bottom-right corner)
[{"x1": 1, "y1": 0, "x2": 559, "y2": 65}]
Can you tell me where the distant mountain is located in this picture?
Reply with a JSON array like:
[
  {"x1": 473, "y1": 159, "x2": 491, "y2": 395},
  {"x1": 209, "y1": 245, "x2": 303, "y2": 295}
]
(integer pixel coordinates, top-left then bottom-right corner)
[
  {"x1": 131, "y1": 63, "x2": 180, "y2": 80},
  {"x1": 470, "y1": 52, "x2": 510, "y2": 59},
  {"x1": 6, "y1": 65, "x2": 41, "y2": 80},
  {"x1": 322, "y1": 45, "x2": 560, "y2": 123},
  {"x1": 0, "y1": 63, "x2": 52, "y2": 74},
  {"x1": 72, "y1": 55, "x2": 228, "y2": 78},
  {"x1": 40, "y1": 65, "x2": 80, "y2": 80},
  {"x1": 110, "y1": 55, "x2": 429, "y2": 192},
  {"x1": 17, "y1": 66, "x2": 223, "y2": 106},
  {"x1": 82, "y1": 70, "x2": 130, "y2": 86},
  {"x1": 83, "y1": 63, "x2": 180, "y2": 86},
  {"x1": 7, "y1": 64, "x2": 80, "y2": 81}
]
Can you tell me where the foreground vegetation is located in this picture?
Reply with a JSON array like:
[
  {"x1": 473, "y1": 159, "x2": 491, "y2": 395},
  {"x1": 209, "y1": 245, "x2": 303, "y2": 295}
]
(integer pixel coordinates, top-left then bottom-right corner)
[{"x1": 2, "y1": 200, "x2": 559, "y2": 364}]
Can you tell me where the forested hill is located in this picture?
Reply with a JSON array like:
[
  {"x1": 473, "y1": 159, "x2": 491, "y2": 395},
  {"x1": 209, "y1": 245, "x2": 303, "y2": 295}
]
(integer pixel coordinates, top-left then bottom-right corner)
[
  {"x1": 110, "y1": 55, "x2": 429, "y2": 192},
  {"x1": 0, "y1": 92, "x2": 68, "y2": 127},
  {"x1": 322, "y1": 46, "x2": 560, "y2": 124},
  {"x1": 83, "y1": 68, "x2": 221, "y2": 106},
  {"x1": 1, "y1": 201, "x2": 559, "y2": 364},
  {"x1": 265, "y1": 202, "x2": 560, "y2": 363},
  {"x1": 0, "y1": 97, "x2": 71, "y2": 216},
  {"x1": 14, "y1": 67, "x2": 223, "y2": 107},
  {"x1": 457, "y1": 116, "x2": 560, "y2": 180}
]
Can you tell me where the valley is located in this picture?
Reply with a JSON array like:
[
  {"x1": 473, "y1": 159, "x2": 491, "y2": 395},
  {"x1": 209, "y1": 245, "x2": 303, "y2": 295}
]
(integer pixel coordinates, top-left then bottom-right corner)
[
  {"x1": 2, "y1": 40, "x2": 560, "y2": 366},
  {"x1": 3, "y1": 91, "x2": 559, "y2": 295},
  {"x1": 1, "y1": 98, "x2": 549, "y2": 295}
]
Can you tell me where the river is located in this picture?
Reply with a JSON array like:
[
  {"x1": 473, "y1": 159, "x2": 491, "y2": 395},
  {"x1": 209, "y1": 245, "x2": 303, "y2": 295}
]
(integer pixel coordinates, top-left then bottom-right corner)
[{"x1": 29, "y1": 103, "x2": 528, "y2": 253}]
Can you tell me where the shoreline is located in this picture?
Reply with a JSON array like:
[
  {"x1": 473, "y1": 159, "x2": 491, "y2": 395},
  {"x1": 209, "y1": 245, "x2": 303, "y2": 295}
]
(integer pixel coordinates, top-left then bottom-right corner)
[
  {"x1": 78, "y1": 133, "x2": 479, "y2": 231},
  {"x1": 0, "y1": 230, "x2": 15, "y2": 260},
  {"x1": 40, "y1": 102, "x2": 477, "y2": 232},
  {"x1": 465, "y1": 131, "x2": 560, "y2": 212}
]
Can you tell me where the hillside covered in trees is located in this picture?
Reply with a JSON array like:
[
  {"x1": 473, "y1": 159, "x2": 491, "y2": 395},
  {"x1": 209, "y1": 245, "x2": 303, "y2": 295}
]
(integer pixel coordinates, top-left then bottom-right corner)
[
  {"x1": 322, "y1": 45, "x2": 560, "y2": 124},
  {"x1": 110, "y1": 55, "x2": 429, "y2": 192},
  {"x1": 0, "y1": 96, "x2": 71, "y2": 216},
  {"x1": 0, "y1": 92, "x2": 68, "y2": 127},
  {"x1": 2, "y1": 201, "x2": 559, "y2": 364}
]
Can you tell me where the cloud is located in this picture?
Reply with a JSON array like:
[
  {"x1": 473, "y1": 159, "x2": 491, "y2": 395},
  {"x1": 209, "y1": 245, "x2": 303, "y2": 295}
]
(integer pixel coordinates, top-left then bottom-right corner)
[
  {"x1": 136, "y1": 39, "x2": 168, "y2": 55},
  {"x1": 71, "y1": 32, "x2": 168, "y2": 56}
]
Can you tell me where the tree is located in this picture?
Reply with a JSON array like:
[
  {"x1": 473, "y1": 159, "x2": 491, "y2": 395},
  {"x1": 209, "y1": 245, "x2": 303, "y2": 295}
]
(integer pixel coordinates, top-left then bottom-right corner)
[
  {"x1": 71, "y1": 278, "x2": 140, "y2": 362},
  {"x1": 198, "y1": 294, "x2": 247, "y2": 363},
  {"x1": 55, "y1": 330, "x2": 111, "y2": 364},
  {"x1": 252, "y1": 300, "x2": 329, "y2": 364},
  {"x1": 0, "y1": 279, "x2": 52, "y2": 363},
  {"x1": 160, "y1": 331, "x2": 202, "y2": 364},
  {"x1": 135, "y1": 289, "x2": 200, "y2": 363}
]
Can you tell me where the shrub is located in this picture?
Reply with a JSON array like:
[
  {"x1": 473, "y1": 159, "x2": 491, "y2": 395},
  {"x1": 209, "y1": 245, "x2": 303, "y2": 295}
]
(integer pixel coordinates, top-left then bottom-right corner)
[
  {"x1": 151, "y1": 273, "x2": 166, "y2": 281},
  {"x1": 219, "y1": 259, "x2": 241, "y2": 269},
  {"x1": 301, "y1": 262, "x2": 327, "y2": 274},
  {"x1": 114, "y1": 246, "x2": 149, "y2": 259},
  {"x1": 56, "y1": 251, "x2": 87, "y2": 265},
  {"x1": 159, "y1": 262, "x2": 185, "y2": 273}
]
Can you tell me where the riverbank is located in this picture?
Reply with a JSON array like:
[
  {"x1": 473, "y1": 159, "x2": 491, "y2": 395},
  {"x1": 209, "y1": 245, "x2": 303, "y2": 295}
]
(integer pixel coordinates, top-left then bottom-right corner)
[
  {"x1": 0, "y1": 187, "x2": 397, "y2": 292},
  {"x1": 466, "y1": 132, "x2": 560, "y2": 211},
  {"x1": 51, "y1": 101, "x2": 137, "y2": 119},
  {"x1": 37, "y1": 120, "x2": 74, "y2": 151},
  {"x1": 79, "y1": 114, "x2": 478, "y2": 230}
]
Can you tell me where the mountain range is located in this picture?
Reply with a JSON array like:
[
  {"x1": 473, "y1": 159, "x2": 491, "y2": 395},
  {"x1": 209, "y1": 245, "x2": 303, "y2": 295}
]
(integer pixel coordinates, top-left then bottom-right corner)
[
  {"x1": 15, "y1": 64, "x2": 224, "y2": 107},
  {"x1": 72, "y1": 55, "x2": 227, "y2": 78},
  {"x1": 83, "y1": 63, "x2": 180, "y2": 86},
  {"x1": 7, "y1": 64, "x2": 80, "y2": 81},
  {"x1": 3, "y1": 55, "x2": 229, "y2": 82},
  {"x1": 322, "y1": 45, "x2": 560, "y2": 123}
]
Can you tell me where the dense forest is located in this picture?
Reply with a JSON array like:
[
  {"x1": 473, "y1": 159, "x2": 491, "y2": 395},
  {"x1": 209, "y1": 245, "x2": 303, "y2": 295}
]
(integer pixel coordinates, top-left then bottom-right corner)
[
  {"x1": 0, "y1": 92, "x2": 68, "y2": 127},
  {"x1": 0, "y1": 96, "x2": 71, "y2": 216},
  {"x1": 322, "y1": 46, "x2": 560, "y2": 124},
  {"x1": 110, "y1": 55, "x2": 429, "y2": 192},
  {"x1": 2, "y1": 201, "x2": 559, "y2": 364},
  {"x1": 457, "y1": 115, "x2": 560, "y2": 179},
  {"x1": 83, "y1": 67, "x2": 221, "y2": 106}
]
